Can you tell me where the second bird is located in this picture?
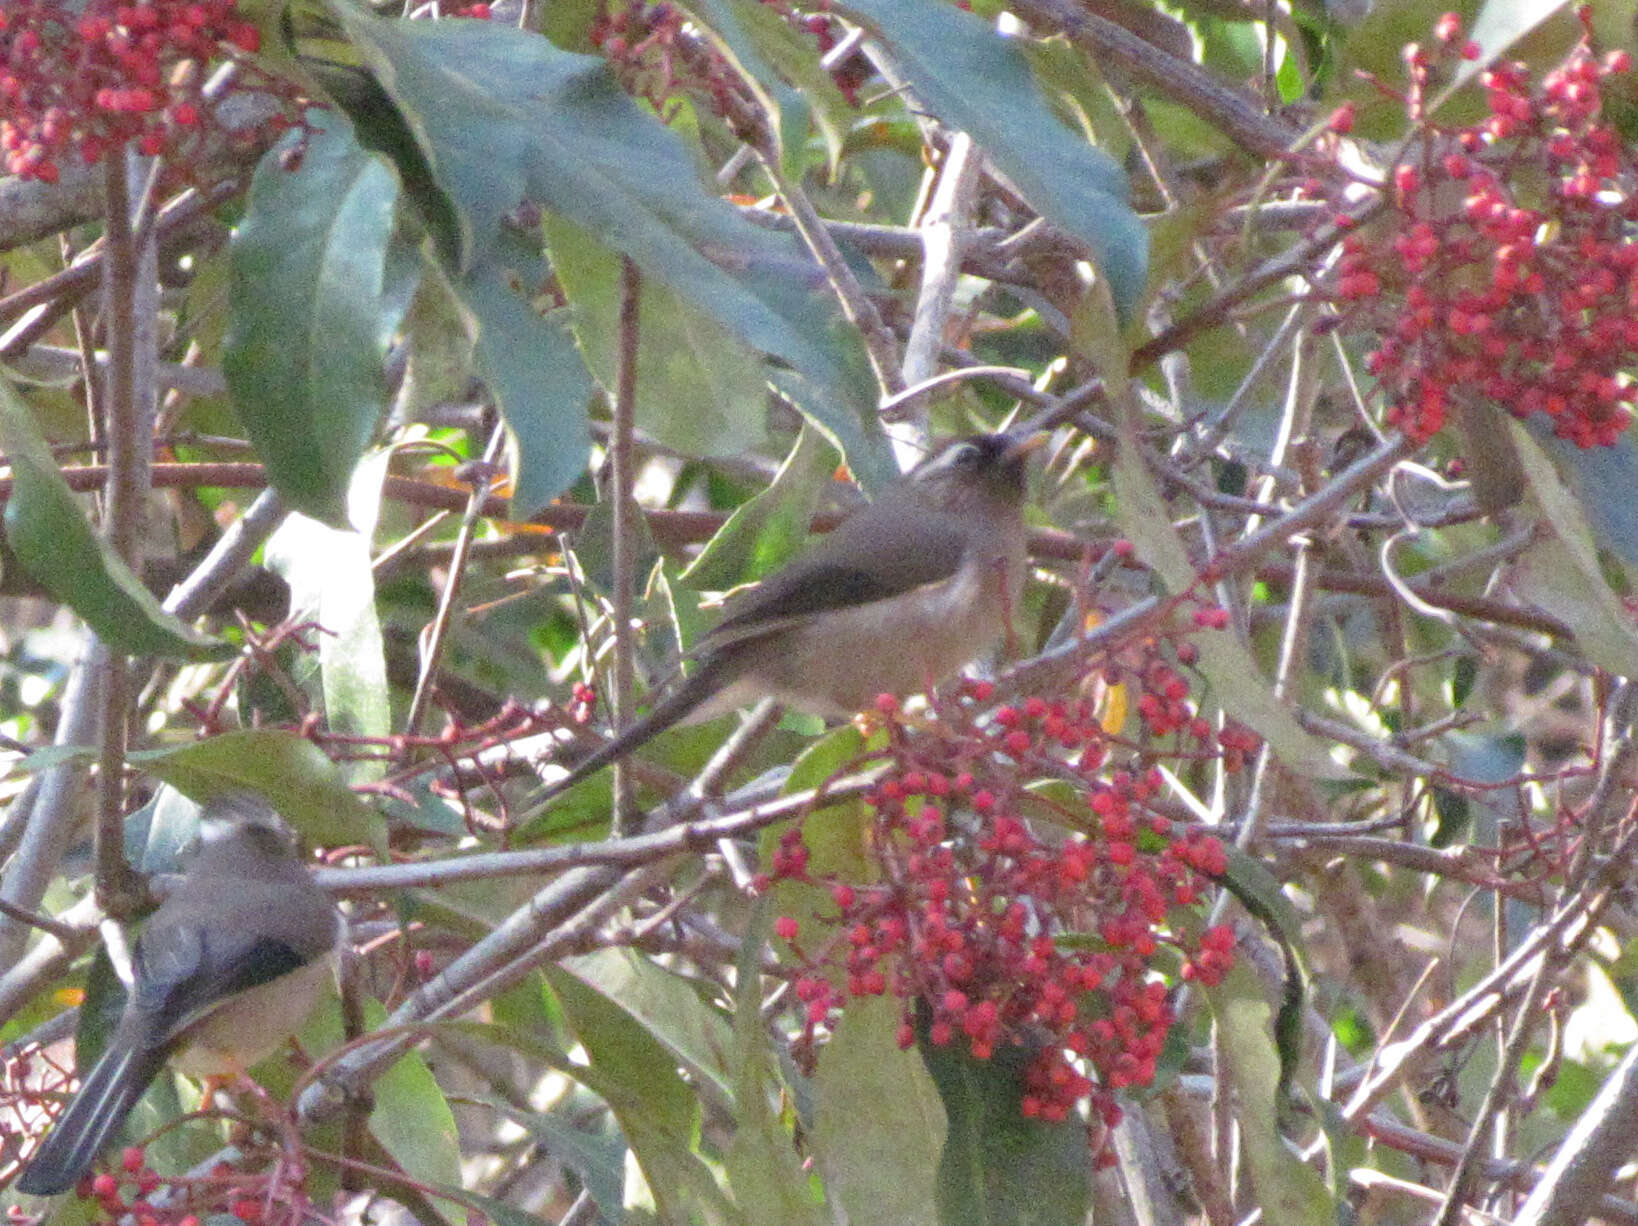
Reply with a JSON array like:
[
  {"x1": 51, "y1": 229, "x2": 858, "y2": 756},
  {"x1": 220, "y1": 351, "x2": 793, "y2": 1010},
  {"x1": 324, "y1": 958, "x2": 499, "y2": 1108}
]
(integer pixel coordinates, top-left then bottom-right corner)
[{"x1": 539, "y1": 430, "x2": 1040, "y2": 801}]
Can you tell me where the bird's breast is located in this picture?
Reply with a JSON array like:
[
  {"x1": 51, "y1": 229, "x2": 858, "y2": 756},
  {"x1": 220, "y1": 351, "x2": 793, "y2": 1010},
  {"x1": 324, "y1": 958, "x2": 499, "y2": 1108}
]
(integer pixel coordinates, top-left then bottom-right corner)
[
  {"x1": 169, "y1": 951, "x2": 338, "y2": 1077},
  {"x1": 732, "y1": 528, "x2": 1026, "y2": 718}
]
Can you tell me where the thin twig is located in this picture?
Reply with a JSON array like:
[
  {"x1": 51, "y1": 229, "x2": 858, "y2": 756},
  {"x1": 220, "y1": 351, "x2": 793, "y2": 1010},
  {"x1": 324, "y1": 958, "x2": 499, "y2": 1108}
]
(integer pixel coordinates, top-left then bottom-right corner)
[
  {"x1": 92, "y1": 152, "x2": 156, "y2": 917},
  {"x1": 609, "y1": 256, "x2": 641, "y2": 834},
  {"x1": 404, "y1": 423, "x2": 506, "y2": 739}
]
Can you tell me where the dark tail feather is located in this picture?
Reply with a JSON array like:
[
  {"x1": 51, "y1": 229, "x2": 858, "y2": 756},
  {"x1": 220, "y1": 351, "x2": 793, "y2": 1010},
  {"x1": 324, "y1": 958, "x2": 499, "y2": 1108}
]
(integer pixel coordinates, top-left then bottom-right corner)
[
  {"x1": 17, "y1": 1040, "x2": 168, "y2": 1196},
  {"x1": 534, "y1": 657, "x2": 729, "y2": 805}
]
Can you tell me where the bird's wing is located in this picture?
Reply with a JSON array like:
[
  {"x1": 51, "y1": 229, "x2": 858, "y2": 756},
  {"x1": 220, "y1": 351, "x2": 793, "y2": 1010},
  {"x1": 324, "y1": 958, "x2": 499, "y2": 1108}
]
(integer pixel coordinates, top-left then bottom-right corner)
[
  {"x1": 703, "y1": 501, "x2": 969, "y2": 649},
  {"x1": 129, "y1": 888, "x2": 330, "y2": 1048},
  {"x1": 131, "y1": 927, "x2": 311, "y2": 1048}
]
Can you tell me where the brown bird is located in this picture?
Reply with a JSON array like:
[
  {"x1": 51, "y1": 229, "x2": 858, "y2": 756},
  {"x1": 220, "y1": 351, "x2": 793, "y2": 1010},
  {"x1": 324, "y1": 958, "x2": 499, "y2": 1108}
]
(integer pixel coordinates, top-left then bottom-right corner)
[
  {"x1": 538, "y1": 431, "x2": 1040, "y2": 801},
  {"x1": 18, "y1": 796, "x2": 341, "y2": 1197}
]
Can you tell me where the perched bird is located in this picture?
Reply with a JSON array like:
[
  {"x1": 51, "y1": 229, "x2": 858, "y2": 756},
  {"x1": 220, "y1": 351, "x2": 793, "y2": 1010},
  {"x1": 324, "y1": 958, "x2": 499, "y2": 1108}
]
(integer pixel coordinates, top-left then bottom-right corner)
[
  {"x1": 17, "y1": 796, "x2": 341, "y2": 1196},
  {"x1": 540, "y1": 430, "x2": 1041, "y2": 800}
]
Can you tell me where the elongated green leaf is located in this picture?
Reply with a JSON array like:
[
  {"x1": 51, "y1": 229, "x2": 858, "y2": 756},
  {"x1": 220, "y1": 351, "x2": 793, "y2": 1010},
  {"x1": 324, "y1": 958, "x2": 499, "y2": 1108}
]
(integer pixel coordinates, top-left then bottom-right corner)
[
  {"x1": 1510, "y1": 420, "x2": 1638, "y2": 678},
  {"x1": 427, "y1": 1187, "x2": 554, "y2": 1226},
  {"x1": 542, "y1": 211, "x2": 768, "y2": 460},
  {"x1": 0, "y1": 377, "x2": 232, "y2": 661},
  {"x1": 449, "y1": 258, "x2": 594, "y2": 517},
  {"x1": 224, "y1": 108, "x2": 407, "y2": 527},
  {"x1": 1541, "y1": 430, "x2": 1638, "y2": 567},
  {"x1": 359, "y1": 998, "x2": 463, "y2": 1206},
  {"x1": 835, "y1": 0, "x2": 1148, "y2": 320},
  {"x1": 919, "y1": 1023, "x2": 1091, "y2": 1226},
  {"x1": 546, "y1": 963, "x2": 742, "y2": 1225},
  {"x1": 766, "y1": 724, "x2": 874, "y2": 954},
  {"x1": 1203, "y1": 963, "x2": 1335, "y2": 1226},
  {"x1": 813, "y1": 996, "x2": 945, "y2": 1226},
  {"x1": 1216, "y1": 844, "x2": 1311, "y2": 1099},
  {"x1": 682, "y1": 425, "x2": 840, "y2": 590},
  {"x1": 126, "y1": 729, "x2": 380, "y2": 848},
  {"x1": 1111, "y1": 443, "x2": 1347, "y2": 778},
  {"x1": 490, "y1": 1107, "x2": 626, "y2": 1221},
  {"x1": 559, "y1": 948, "x2": 737, "y2": 1106},
  {"x1": 724, "y1": 912, "x2": 827, "y2": 1226},
  {"x1": 322, "y1": 8, "x2": 896, "y2": 492},
  {"x1": 266, "y1": 453, "x2": 392, "y2": 782}
]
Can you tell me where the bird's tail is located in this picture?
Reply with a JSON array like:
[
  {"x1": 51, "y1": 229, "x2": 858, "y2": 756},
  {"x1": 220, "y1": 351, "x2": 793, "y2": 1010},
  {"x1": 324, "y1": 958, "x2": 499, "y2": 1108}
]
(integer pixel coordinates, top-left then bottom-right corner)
[
  {"x1": 534, "y1": 655, "x2": 732, "y2": 806},
  {"x1": 17, "y1": 1039, "x2": 168, "y2": 1196}
]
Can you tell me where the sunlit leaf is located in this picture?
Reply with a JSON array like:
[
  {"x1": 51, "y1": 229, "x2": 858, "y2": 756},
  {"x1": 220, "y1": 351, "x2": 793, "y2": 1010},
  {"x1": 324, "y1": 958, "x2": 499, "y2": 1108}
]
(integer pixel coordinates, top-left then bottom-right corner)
[{"x1": 682, "y1": 425, "x2": 840, "y2": 590}]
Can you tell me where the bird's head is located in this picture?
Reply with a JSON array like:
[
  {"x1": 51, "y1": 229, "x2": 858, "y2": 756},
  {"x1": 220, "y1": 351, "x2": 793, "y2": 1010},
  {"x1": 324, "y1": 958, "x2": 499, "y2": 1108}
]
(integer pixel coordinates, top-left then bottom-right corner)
[
  {"x1": 907, "y1": 431, "x2": 1044, "y2": 513},
  {"x1": 193, "y1": 793, "x2": 300, "y2": 864}
]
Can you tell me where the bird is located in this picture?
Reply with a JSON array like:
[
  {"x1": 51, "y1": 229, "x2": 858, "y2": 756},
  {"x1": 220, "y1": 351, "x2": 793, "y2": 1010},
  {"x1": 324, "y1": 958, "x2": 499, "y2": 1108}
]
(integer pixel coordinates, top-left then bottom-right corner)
[
  {"x1": 17, "y1": 795, "x2": 342, "y2": 1197},
  {"x1": 538, "y1": 430, "x2": 1042, "y2": 802}
]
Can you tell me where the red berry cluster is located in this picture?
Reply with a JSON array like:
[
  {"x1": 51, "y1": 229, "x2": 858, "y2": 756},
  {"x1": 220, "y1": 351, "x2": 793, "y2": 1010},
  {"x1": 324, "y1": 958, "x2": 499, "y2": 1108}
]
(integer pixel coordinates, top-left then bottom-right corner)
[
  {"x1": 1324, "y1": 12, "x2": 1638, "y2": 446},
  {"x1": 588, "y1": 3, "x2": 698, "y2": 117},
  {"x1": 769, "y1": 674, "x2": 1235, "y2": 1152},
  {"x1": 3, "y1": 1050, "x2": 296, "y2": 1226},
  {"x1": 568, "y1": 680, "x2": 598, "y2": 723},
  {"x1": 61, "y1": 1146, "x2": 277, "y2": 1226},
  {"x1": 0, "y1": 0, "x2": 289, "y2": 183}
]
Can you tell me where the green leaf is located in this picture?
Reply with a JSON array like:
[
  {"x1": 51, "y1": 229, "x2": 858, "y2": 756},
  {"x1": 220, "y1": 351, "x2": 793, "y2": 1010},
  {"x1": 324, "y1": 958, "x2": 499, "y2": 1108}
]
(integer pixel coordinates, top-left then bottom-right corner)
[
  {"x1": 682, "y1": 425, "x2": 840, "y2": 590},
  {"x1": 918, "y1": 1022, "x2": 1091, "y2": 1226},
  {"x1": 1217, "y1": 845, "x2": 1305, "y2": 962},
  {"x1": 546, "y1": 962, "x2": 742, "y2": 1224},
  {"x1": 492, "y1": 1108, "x2": 626, "y2": 1221},
  {"x1": 1202, "y1": 963, "x2": 1335, "y2": 1225},
  {"x1": 322, "y1": 8, "x2": 896, "y2": 492},
  {"x1": 1509, "y1": 420, "x2": 1638, "y2": 677},
  {"x1": 265, "y1": 453, "x2": 392, "y2": 780},
  {"x1": 1538, "y1": 430, "x2": 1638, "y2": 568},
  {"x1": 834, "y1": 0, "x2": 1148, "y2": 320},
  {"x1": 542, "y1": 211, "x2": 769, "y2": 459},
  {"x1": 126, "y1": 729, "x2": 380, "y2": 849},
  {"x1": 223, "y1": 108, "x2": 408, "y2": 527},
  {"x1": 358, "y1": 999, "x2": 463, "y2": 1210},
  {"x1": 398, "y1": 273, "x2": 478, "y2": 419},
  {"x1": 0, "y1": 377, "x2": 233, "y2": 661},
  {"x1": 766, "y1": 724, "x2": 874, "y2": 951},
  {"x1": 425, "y1": 1187, "x2": 554, "y2": 1226},
  {"x1": 448, "y1": 258, "x2": 594, "y2": 517},
  {"x1": 127, "y1": 786, "x2": 209, "y2": 874},
  {"x1": 1216, "y1": 844, "x2": 1311, "y2": 1099},
  {"x1": 557, "y1": 948, "x2": 736, "y2": 1106},
  {"x1": 812, "y1": 996, "x2": 945, "y2": 1226}
]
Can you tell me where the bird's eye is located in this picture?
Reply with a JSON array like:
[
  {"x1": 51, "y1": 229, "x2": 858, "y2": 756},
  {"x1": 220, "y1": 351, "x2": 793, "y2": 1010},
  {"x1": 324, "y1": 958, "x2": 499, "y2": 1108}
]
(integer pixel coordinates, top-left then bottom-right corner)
[{"x1": 950, "y1": 443, "x2": 982, "y2": 467}]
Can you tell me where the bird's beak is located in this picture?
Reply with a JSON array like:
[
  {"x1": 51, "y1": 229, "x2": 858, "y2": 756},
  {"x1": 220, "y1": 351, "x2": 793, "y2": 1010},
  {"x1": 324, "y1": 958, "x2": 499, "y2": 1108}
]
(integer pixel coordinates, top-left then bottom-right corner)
[{"x1": 1000, "y1": 430, "x2": 1050, "y2": 463}]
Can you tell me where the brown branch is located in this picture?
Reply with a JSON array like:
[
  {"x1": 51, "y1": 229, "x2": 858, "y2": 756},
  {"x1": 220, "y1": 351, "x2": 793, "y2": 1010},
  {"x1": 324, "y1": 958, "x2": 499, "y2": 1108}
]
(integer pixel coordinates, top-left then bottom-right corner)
[{"x1": 1008, "y1": 0, "x2": 1302, "y2": 159}]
